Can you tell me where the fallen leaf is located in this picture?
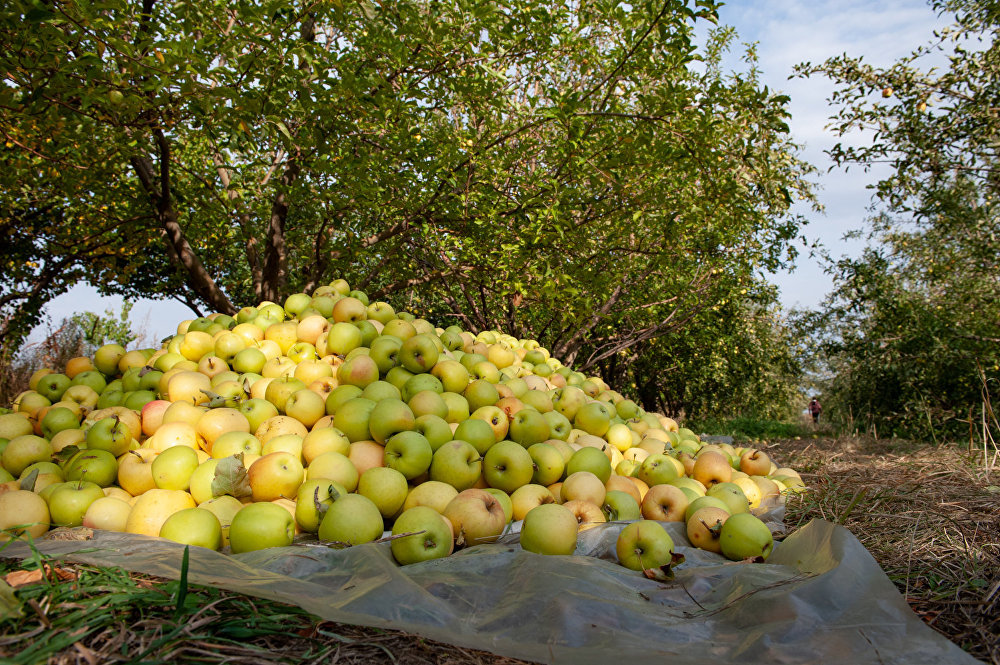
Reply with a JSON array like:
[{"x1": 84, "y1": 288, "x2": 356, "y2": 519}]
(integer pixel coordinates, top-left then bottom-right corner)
[
  {"x1": 4, "y1": 565, "x2": 77, "y2": 588},
  {"x1": 0, "y1": 580, "x2": 22, "y2": 620}
]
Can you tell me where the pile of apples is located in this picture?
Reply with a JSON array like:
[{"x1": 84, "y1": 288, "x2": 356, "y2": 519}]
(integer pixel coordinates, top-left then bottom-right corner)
[{"x1": 0, "y1": 279, "x2": 806, "y2": 570}]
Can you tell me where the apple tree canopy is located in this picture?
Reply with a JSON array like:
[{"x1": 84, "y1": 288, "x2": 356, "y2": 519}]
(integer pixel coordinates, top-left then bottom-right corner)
[
  {"x1": 0, "y1": 0, "x2": 815, "y2": 412},
  {"x1": 794, "y1": 0, "x2": 1000, "y2": 437}
]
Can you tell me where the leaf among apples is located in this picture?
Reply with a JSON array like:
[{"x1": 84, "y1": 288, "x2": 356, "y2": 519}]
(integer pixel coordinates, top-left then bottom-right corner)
[
  {"x1": 211, "y1": 453, "x2": 252, "y2": 499},
  {"x1": 641, "y1": 551, "x2": 686, "y2": 581},
  {"x1": 52, "y1": 445, "x2": 82, "y2": 466},
  {"x1": 18, "y1": 468, "x2": 39, "y2": 493}
]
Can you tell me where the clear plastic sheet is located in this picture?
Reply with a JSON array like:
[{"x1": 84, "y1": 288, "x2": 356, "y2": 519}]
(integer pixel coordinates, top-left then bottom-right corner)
[{"x1": 3, "y1": 519, "x2": 979, "y2": 665}]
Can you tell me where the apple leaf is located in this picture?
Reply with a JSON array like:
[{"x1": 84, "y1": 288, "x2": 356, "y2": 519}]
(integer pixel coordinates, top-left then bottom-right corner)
[
  {"x1": 52, "y1": 445, "x2": 81, "y2": 466},
  {"x1": 641, "y1": 551, "x2": 686, "y2": 581},
  {"x1": 211, "y1": 454, "x2": 252, "y2": 499},
  {"x1": 0, "y1": 580, "x2": 22, "y2": 621},
  {"x1": 313, "y1": 487, "x2": 331, "y2": 523},
  {"x1": 19, "y1": 468, "x2": 39, "y2": 492}
]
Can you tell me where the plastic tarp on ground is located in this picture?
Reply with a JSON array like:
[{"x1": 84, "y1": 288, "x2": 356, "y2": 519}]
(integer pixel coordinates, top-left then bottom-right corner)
[{"x1": 3, "y1": 519, "x2": 980, "y2": 665}]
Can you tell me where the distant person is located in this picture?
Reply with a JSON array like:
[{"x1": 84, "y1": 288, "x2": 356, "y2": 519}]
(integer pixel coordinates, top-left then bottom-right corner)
[{"x1": 808, "y1": 398, "x2": 822, "y2": 424}]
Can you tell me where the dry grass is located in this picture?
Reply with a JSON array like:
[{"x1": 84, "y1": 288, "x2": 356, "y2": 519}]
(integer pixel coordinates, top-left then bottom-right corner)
[{"x1": 777, "y1": 435, "x2": 1000, "y2": 664}]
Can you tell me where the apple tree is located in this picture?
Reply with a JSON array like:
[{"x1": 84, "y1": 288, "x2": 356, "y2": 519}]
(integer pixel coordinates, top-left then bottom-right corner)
[
  {"x1": 1, "y1": 0, "x2": 814, "y2": 416},
  {"x1": 796, "y1": 0, "x2": 1000, "y2": 437}
]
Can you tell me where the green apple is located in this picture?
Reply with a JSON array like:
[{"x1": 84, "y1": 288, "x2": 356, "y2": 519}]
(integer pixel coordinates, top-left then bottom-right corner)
[
  {"x1": 336, "y1": 354, "x2": 379, "y2": 389},
  {"x1": 384, "y1": 366, "x2": 415, "y2": 392},
  {"x1": 470, "y1": 405, "x2": 508, "y2": 442},
  {"x1": 368, "y1": 398, "x2": 415, "y2": 444},
  {"x1": 236, "y1": 398, "x2": 279, "y2": 433},
  {"x1": 440, "y1": 391, "x2": 470, "y2": 423},
  {"x1": 616, "y1": 519, "x2": 677, "y2": 571},
  {"x1": 40, "y1": 406, "x2": 81, "y2": 440},
  {"x1": 199, "y1": 495, "x2": 244, "y2": 547},
  {"x1": 398, "y1": 334, "x2": 440, "y2": 374},
  {"x1": 294, "y1": 479, "x2": 348, "y2": 532},
  {"x1": 686, "y1": 506, "x2": 730, "y2": 554},
  {"x1": 407, "y1": 390, "x2": 448, "y2": 420},
  {"x1": 451, "y1": 418, "x2": 494, "y2": 456},
  {"x1": 264, "y1": 376, "x2": 308, "y2": 413},
  {"x1": 551, "y1": 386, "x2": 587, "y2": 421},
  {"x1": 403, "y1": 480, "x2": 459, "y2": 514},
  {"x1": 719, "y1": 512, "x2": 774, "y2": 561},
  {"x1": 706, "y1": 482, "x2": 750, "y2": 515},
  {"x1": 357, "y1": 466, "x2": 409, "y2": 518},
  {"x1": 527, "y1": 442, "x2": 565, "y2": 486},
  {"x1": 483, "y1": 440, "x2": 533, "y2": 493},
  {"x1": 508, "y1": 409, "x2": 550, "y2": 447},
  {"x1": 400, "y1": 374, "x2": 443, "y2": 402},
  {"x1": 383, "y1": 431, "x2": 433, "y2": 480},
  {"x1": 229, "y1": 502, "x2": 296, "y2": 553},
  {"x1": 430, "y1": 359, "x2": 470, "y2": 394},
  {"x1": 573, "y1": 401, "x2": 613, "y2": 437},
  {"x1": 317, "y1": 493, "x2": 384, "y2": 546},
  {"x1": 483, "y1": 487, "x2": 514, "y2": 523},
  {"x1": 151, "y1": 445, "x2": 199, "y2": 491},
  {"x1": 324, "y1": 385, "x2": 363, "y2": 415},
  {"x1": 429, "y1": 440, "x2": 483, "y2": 491},
  {"x1": 542, "y1": 410, "x2": 572, "y2": 441},
  {"x1": 390, "y1": 506, "x2": 455, "y2": 565},
  {"x1": 361, "y1": 380, "x2": 401, "y2": 403},
  {"x1": 366, "y1": 301, "x2": 396, "y2": 324},
  {"x1": 47, "y1": 480, "x2": 105, "y2": 527},
  {"x1": 0, "y1": 489, "x2": 51, "y2": 541},
  {"x1": 306, "y1": 451, "x2": 359, "y2": 491},
  {"x1": 3, "y1": 435, "x2": 53, "y2": 477},
  {"x1": 368, "y1": 336, "x2": 403, "y2": 375},
  {"x1": 602, "y1": 490, "x2": 641, "y2": 522},
  {"x1": 36, "y1": 373, "x2": 71, "y2": 402},
  {"x1": 301, "y1": 427, "x2": 350, "y2": 464},
  {"x1": 64, "y1": 449, "x2": 118, "y2": 488},
  {"x1": 331, "y1": 397, "x2": 377, "y2": 442},
  {"x1": 212, "y1": 431, "x2": 262, "y2": 459},
  {"x1": 282, "y1": 388, "x2": 326, "y2": 429},
  {"x1": 463, "y1": 379, "x2": 499, "y2": 413},
  {"x1": 232, "y1": 347, "x2": 267, "y2": 375},
  {"x1": 0, "y1": 413, "x2": 34, "y2": 440},
  {"x1": 159, "y1": 507, "x2": 223, "y2": 551},
  {"x1": 638, "y1": 453, "x2": 680, "y2": 486},
  {"x1": 413, "y1": 414, "x2": 453, "y2": 452},
  {"x1": 566, "y1": 447, "x2": 612, "y2": 484},
  {"x1": 520, "y1": 503, "x2": 578, "y2": 555},
  {"x1": 86, "y1": 416, "x2": 133, "y2": 457},
  {"x1": 326, "y1": 321, "x2": 363, "y2": 356},
  {"x1": 684, "y1": 495, "x2": 731, "y2": 522}
]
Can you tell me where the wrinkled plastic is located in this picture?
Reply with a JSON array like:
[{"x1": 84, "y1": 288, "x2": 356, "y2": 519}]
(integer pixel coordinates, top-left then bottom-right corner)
[{"x1": 3, "y1": 519, "x2": 978, "y2": 665}]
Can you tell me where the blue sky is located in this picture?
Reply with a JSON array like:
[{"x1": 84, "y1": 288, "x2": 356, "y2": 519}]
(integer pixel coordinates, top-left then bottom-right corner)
[{"x1": 31, "y1": 0, "x2": 949, "y2": 343}]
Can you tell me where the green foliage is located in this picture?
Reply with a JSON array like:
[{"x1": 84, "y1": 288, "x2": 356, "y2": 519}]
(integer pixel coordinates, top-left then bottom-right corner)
[
  {"x1": 69, "y1": 302, "x2": 137, "y2": 350},
  {"x1": 0, "y1": 1, "x2": 815, "y2": 418},
  {"x1": 797, "y1": 0, "x2": 1000, "y2": 439}
]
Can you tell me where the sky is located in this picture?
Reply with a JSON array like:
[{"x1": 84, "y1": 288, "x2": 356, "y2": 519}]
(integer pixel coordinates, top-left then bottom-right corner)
[{"x1": 28, "y1": 0, "x2": 950, "y2": 345}]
